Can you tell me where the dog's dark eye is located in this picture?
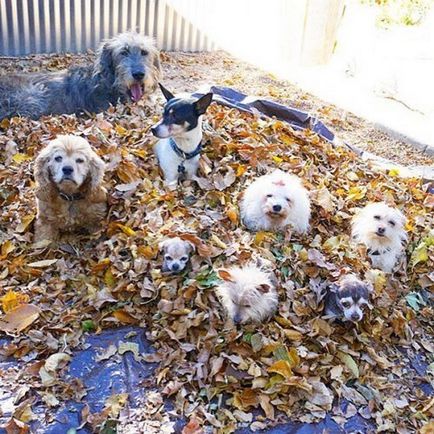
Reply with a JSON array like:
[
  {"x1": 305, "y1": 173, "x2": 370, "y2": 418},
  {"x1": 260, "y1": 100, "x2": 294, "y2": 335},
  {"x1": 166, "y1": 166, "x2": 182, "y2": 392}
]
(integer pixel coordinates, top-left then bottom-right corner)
[
  {"x1": 76, "y1": 158, "x2": 84, "y2": 164},
  {"x1": 266, "y1": 194, "x2": 273, "y2": 198},
  {"x1": 341, "y1": 301, "x2": 351, "y2": 308},
  {"x1": 54, "y1": 156, "x2": 62, "y2": 162},
  {"x1": 165, "y1": 255, "x2": 172, "y2": 261},
  {"x1": 181, "y1": 256, "x2": 188, "y2": 262},
  {"x1": 389, "y1": 220, "x2": 395, "y2": 226},
  {"x1": 374, "y1": 215, "x2": 381, "y2": 220},
  {"x1": 141, "y1": 49, "x2": 149, "y2": 56},
  {"x1": 121, "y1": 48, "x2": 129, "y2": 56},
  {"x1": 286, "y1": 197, "x2": 291, "y2": 203}
]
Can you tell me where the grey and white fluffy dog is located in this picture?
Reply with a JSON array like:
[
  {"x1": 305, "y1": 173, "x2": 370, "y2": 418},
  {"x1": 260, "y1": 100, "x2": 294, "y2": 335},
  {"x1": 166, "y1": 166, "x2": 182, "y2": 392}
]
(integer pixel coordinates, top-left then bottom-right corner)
[{"x1": 0, "y1": 31, "x2": 161, "y2": 120}]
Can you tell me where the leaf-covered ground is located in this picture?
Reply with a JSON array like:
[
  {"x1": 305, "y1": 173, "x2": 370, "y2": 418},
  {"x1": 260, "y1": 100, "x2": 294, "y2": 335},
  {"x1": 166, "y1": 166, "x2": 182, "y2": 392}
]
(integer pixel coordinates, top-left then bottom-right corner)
[{"x1": 0, "y1": 54, "x2": 433, "y2": 434}]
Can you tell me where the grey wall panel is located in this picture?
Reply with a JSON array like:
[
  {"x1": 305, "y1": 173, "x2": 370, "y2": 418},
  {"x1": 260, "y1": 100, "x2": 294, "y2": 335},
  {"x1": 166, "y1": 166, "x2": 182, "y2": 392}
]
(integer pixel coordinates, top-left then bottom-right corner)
[{"x1": 0, "y1": 0, "x2": 217, "y2": 56}]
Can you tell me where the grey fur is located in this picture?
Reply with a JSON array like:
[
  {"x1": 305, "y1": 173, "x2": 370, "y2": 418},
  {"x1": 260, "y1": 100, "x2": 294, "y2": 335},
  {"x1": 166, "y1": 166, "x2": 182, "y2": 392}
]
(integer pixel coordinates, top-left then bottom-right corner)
[{"x1": 0, "y1": 31, "x2": 161, "y2": 120}]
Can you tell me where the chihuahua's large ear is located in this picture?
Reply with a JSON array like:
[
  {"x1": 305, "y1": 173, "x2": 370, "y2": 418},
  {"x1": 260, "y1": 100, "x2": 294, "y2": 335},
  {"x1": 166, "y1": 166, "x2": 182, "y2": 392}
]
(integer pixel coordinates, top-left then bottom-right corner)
[
  {"x1": 158, "y1": 239, "x2": 170, "y2": 252},
  {"x1": 185, "y1": 240, "x2": 196, "y2": 253},
  {"x1": 218, "y1": 269, "x2": 235, "y2": 282},
  {"x1": 88, "y1": 149, "x2": 106, "y2": 191},
  {"x1": 159, "y1": 83, "x2": 175, "y2": 101},
  {"x1": 194, "y1": 93, "x2": 213, "y2": 115}
]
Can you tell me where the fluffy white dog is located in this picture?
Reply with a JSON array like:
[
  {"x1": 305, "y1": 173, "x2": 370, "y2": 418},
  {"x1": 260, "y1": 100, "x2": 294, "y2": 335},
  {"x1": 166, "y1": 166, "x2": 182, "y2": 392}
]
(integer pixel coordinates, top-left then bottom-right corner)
[
  {"x1": 240, "y1": 169, "x2": 311, "y2": 233},
  {"x1": 216, "y1": 264, "x2": 278, "y2": 324},
  {"x1": 351, "y1": 202, "x2": 407, "y2": 272}
]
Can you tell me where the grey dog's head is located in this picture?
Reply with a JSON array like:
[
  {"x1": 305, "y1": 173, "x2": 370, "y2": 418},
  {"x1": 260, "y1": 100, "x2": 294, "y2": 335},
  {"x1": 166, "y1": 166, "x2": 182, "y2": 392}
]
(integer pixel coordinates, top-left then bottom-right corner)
[{"x1": 95, "y1": 31, "x2": 162, "y2": 102}]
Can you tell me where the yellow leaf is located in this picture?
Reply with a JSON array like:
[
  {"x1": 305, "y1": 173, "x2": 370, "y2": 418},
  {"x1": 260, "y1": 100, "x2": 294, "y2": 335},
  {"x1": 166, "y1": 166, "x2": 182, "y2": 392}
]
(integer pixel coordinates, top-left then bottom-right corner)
[
  {"x1": 236, "y1": 164, "x2": 247, "y2": 177},
  {"x1": 92, "y1": 258, "x2": 111, "y2": 273},
  {"x1": 347, "y1": 186, "x2": 366, "y2": 201},
  {"x1": 272, "y1": 155, "x2": 283, "y2": 164},
  {"x1": 116, "y1": 223, "x2": 136, "y2": 236},
  {"x1": 16, "y1": 214, "x2": 35, "y2": 233},
  {"x1": 0, "y1": 304, "x2": 40, "y2": 333},
  {"x1": 137, "y1": 245, "x2": 158, "y2": 259},
  {"x1": 1, "y1": 290, "x2": 29, "y2": 313},
  {"x1": 267, "y1": 360, "x2": 293, "y2": 379},
  {"x1": 1, "y1": 240, "x2": 15, "y2": 258},
  {"x1": 104, "y1": 393, "x2": 129, "y2": 418},
  {"x1": 388, "y1": 168, "x2": 400, "y2": 177},
  {"x1": 104, "y1": 268, "x2": 116, "y2": 288},
  {"x1": 233, "y1": 389, "x2": 259, "y2": 410},
  {"x1": 12, "y1": 153, "x2": 32, "y2": 164},
  {"x1": 115, "y1": 124, "x2": 128, "y2": 136},
  {"x1": 130, "y1": 149, "x2": 147, "y2": 159}
]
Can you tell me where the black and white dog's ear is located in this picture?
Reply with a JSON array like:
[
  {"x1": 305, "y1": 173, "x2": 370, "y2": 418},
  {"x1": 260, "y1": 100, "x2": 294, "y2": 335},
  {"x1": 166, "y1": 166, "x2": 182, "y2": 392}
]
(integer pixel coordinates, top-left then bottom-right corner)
[
  {"x1": 194, "y1": 93, "x2": 213, "y2": 115},
  {"x1": 329, "y1": 283, "x2": 340, "y2": 293},
  {"x1": 159, "y1": 83, "x2": 175, "y2": 101}
]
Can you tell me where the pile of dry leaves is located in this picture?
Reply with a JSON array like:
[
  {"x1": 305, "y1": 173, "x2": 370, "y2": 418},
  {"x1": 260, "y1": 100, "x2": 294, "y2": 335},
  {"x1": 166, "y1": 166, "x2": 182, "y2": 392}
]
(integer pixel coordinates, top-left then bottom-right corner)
[{"x1": 0, "y1": 89, "x2": 433, "y2": 433}]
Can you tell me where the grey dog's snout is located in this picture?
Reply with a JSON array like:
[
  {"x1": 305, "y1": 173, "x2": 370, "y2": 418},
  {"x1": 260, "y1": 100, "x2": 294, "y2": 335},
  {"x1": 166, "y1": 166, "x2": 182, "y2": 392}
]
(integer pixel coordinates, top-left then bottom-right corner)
[
  {"x1": 351, "y1": 312, "x2": 361, "y2": 322},
  {"x1": 62, "y1": 166, "x2": 74, "y2": 175},
  {"x1": 377, "y1": 226, "x2": 386, "y2": 235},
  {"x1": 133, "y1": 71, "x2": 145, "y2": 80},
  {"x1": 171, "y1": 263, "x2": 180, "y2": 272}
]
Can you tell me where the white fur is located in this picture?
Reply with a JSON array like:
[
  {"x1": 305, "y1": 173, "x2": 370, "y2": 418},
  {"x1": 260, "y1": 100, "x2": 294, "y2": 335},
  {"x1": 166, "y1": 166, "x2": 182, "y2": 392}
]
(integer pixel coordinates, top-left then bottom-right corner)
[
  {"x1": 216, "y1": 264, "x2": 278, "y2": 324},
  {"x1": 154, "y1": 124, "x2": 202, "y2": 190},
  {"x1": 351, "y1": 202, "x2": 407, "y2": 273},
  {"x1": 240, "y1": 169, "x2": 311, "y2": 233}
]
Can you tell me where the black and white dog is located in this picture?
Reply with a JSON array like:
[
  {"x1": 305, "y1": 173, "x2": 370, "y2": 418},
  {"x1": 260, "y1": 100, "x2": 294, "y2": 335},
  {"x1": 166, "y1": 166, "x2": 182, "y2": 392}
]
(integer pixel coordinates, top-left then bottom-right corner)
[{"x1": 151, "y1": 84, "x2": 213, "y2": 190}]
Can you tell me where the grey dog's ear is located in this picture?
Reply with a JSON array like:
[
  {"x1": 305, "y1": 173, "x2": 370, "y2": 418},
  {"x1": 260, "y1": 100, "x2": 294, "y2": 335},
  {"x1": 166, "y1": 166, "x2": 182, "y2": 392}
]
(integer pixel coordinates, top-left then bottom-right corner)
[
  {"x1": 96, "y1": 43, "x2": 115, "y2": 80},
  {"x1": 153, "y1": 53, "x2": 162, "y2": 75},
  {"x1": 88, "y1": 149, "x2": 105, "y2": 191}
]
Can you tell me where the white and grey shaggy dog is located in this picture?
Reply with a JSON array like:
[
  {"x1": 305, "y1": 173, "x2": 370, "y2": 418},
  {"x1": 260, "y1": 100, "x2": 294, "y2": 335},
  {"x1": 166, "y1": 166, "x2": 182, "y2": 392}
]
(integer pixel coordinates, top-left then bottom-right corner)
[
  {"x1": 0, "y1": 31, "x2": 161, "y2": 120},
  {"x1": 240, "y1": 169, "x2": 311, "y2": 233},
  {"x1": 351, "y1": 202, "x2": 407, "y2": 273},
  {"x1": 216, "y1": 264, "x2": 278, "y2": 325}
]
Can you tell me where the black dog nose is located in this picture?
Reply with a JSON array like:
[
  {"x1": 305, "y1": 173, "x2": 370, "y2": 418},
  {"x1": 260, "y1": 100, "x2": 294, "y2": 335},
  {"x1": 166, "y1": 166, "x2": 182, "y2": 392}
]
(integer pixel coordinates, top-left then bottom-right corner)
[
  {"x1": 351, "y1": 313, "x2": 361, "y2": 321},
  {"x1": 171, "y1": 263, "x2": 180, "y2": 271},
  {"x1": 273, "y1": 204, "x2": 282, "y2": 212},
  {"x1": 377, "y1": 227, "x2": 385, "y2": 234},
  {"x1": 62, "y1": 166, "x2": 74, "y2": 175},
  {"x1": 233, "y1": 313, "x2": 242, "y2": 324},
  {"x1": 133, "y1": 71, "x2": 145, "y2": 80}
]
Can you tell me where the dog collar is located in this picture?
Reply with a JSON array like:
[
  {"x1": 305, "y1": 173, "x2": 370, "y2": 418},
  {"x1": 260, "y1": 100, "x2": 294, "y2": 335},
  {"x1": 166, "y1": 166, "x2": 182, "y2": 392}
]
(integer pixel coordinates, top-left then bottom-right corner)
[
  {"x1": 367, "y1": 247, "x2": 391, "y2": 256},
  {"x1": 59, "y1": 191, "x2": 84, "y2": 201},
  {"x1": 169, "y1": 138, "x2": 202, "y2": 161}
]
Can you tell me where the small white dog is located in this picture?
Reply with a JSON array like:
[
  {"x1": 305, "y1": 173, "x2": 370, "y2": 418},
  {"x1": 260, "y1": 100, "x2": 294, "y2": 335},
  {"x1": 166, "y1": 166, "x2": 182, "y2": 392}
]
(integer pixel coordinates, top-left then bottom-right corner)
[
  {"x1": 351, "y1": 202, "x2": 407, "y2": 272},
  {"x1": 240, "y1": 169, "x2": 311, "y2": 233},
  {"x1": 159, "y1": 237, "x2": 195, "y2": 274},
  {"x1": 216, "y1": 264, "x2": 278, "y2": 324},
  {"x1": 151, "y1": 84, "x2": 213, "y2": 190}
]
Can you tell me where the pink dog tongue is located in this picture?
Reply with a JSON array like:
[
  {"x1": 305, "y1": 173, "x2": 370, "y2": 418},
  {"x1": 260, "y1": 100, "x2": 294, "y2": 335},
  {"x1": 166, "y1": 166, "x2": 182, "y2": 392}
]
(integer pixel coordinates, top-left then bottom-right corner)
[{"x1": 130, "y1": 83, "x2": 143, "y2": 102}]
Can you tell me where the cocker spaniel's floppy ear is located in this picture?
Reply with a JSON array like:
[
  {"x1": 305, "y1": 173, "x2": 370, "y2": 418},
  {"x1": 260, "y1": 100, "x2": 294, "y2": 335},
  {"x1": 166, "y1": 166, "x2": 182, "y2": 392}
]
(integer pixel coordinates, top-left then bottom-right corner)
[
  {"x1": 34, "y1": 145, "x2": 53, "y2": 186},
  {"x1": 87, "y1": 149, "x2": 106, "y2": 191}
]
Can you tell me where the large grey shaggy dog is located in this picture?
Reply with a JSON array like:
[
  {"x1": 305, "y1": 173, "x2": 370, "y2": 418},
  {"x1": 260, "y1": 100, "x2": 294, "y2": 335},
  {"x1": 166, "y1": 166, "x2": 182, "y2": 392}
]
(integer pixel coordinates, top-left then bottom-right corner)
[{"x1": 0, "y1": 31, "x2": 161, "y2": 120}]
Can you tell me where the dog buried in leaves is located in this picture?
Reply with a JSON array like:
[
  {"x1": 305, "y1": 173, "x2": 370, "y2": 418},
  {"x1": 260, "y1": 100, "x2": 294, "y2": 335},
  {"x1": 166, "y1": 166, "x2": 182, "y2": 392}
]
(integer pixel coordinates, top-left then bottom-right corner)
[
  {"x1": 216, "y1": 264, "x2": 278, "y2": 324},
  {"x1": 323, "y1": 274, "x2": 373, "y2": 323},
  {"x1": 34, "y1": 135, "x2": 107, "y2": 242},
  {"x1": 351, "y1": 202, "x2": 407, "y2": 273},
  {"x1": 159, "y1": 237, "x2": 195, "y2": 274},
  {"x1": 0, "y1": 31, "x2": 161, "y2": 119},
  {"x1": 240, "y1": 169, "x2": 311, "y2": 233}
]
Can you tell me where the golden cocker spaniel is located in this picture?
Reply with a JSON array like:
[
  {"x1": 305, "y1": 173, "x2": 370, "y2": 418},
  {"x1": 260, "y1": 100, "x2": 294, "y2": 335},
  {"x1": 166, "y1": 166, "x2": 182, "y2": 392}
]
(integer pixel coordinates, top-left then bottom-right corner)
[{"x1": 34, "y1": 135, "x2": 107, "y2": 242}]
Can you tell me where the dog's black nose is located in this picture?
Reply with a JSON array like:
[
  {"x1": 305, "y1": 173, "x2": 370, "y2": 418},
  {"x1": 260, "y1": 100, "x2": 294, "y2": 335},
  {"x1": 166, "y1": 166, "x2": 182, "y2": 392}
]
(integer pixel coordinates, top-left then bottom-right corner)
[
  {"x1": 133, "y1": 71, "x2": 145, "y2": 80},
  {"x1": 171, "y1": 263, "x2": 180, "y2": 271},
  {"x1": 233, "y1": 313, "x2": 242, "y2": 324},
  {"x1": 377, "y1": 227, "x2": 386, "y2": 234},
  {"x1": 273, "y1": 204, "x2": 282, "y2": 212},
  {"x1": 62, "y1": 166, "x2": 74, "y2": 175},
  {"x1": 351, "y1": 313, "x2": 361, "y2": 322}
]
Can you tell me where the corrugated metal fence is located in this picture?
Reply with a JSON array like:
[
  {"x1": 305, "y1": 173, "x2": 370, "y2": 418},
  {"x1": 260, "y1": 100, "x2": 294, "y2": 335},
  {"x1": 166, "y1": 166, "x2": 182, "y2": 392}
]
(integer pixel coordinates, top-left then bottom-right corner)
[{"x1": 0, "y1": 0, "x2": 216, "y2": 56}]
